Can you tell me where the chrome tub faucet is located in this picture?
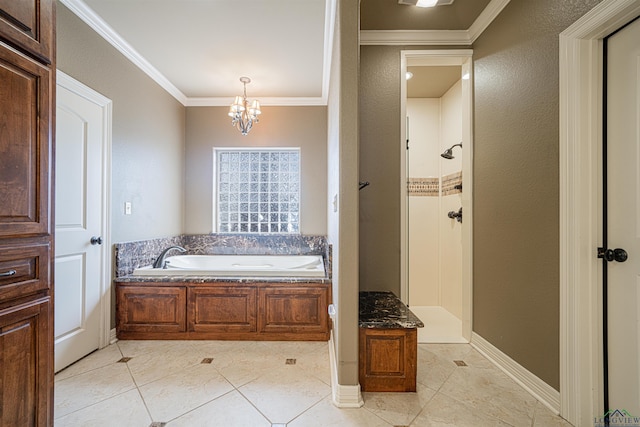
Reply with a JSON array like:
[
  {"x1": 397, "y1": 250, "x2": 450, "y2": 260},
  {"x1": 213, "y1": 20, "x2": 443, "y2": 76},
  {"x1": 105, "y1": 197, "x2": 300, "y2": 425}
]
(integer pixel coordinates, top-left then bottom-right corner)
[{"x1": 153, "y1": 246, "x2": 187, "y2": 269}]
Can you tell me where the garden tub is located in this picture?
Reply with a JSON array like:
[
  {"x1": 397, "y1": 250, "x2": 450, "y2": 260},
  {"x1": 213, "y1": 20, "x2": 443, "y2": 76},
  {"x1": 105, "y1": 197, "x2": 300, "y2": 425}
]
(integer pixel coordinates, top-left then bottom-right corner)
[{"x1": 132, "y1": 254, "x2": 325, "y2": 278}]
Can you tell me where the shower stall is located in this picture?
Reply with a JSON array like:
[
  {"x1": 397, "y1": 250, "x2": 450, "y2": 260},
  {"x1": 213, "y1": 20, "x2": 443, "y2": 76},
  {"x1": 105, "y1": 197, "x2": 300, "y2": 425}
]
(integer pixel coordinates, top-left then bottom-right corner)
[{"x1": 403, "y1": 61, "x2": 469, "y2": 344}]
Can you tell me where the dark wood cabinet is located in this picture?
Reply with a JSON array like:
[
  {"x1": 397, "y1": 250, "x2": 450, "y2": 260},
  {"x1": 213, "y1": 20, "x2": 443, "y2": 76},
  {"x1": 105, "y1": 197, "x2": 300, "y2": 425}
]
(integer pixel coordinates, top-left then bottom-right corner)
[
  {"x1": 116, "y1": 281, "x2": 331, "y2": 341},
  {"x1": 0, "y1": 0, "x2": 54, "y2": 424},
  {"x1": 359, "y1": 327, "x2": 417, "y2": 392},
  {"x1": 0, "y1": 43, "x2": 52, "y2": 238},
  {"x1": 0, "y1": 298, "x2": 51, "y2": 426},
  {"x1": 188, "y1": 286, "x2": 257, "y2": 333},
  {"x1": 258, "y1": 286, "x2": 329, "y2": 335},
  {"x1": 0, "y1": 0, "x2": 54, "y2": 63},
  {"x1": 117, "y1": 286, "x2": 186, "y2": 334}
]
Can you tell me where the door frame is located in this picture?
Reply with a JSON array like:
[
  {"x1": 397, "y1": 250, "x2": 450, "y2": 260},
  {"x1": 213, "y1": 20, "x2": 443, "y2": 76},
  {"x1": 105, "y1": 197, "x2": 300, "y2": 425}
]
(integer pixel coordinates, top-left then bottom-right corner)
[
  {"x1": 56, "y1": 70, "x2": 113, "y2": 349},
  {"x1": 399, "y1": 49, "x2": 474, "y2": 341},
  {"x1": 559, "y1": 0, "x2": 640, "y2": 424}
]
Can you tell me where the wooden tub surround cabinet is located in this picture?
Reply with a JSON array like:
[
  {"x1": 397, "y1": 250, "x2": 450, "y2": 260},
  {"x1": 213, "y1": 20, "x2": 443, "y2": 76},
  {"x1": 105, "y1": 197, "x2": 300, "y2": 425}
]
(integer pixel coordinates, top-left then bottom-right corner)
[
  {"x1": 116, "y1": 279, "x2": 331, "y2": 341},
  {"x1": 359, "y1": 291, "x2": 424, "y2": 392}
]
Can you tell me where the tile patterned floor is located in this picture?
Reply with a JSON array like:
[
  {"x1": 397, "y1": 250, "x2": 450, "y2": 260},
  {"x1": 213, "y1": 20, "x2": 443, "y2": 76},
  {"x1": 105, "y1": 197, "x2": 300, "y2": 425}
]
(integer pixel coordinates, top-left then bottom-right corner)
[{"x1": 54, "y1": 340, "x2": 573, "y2": 426}]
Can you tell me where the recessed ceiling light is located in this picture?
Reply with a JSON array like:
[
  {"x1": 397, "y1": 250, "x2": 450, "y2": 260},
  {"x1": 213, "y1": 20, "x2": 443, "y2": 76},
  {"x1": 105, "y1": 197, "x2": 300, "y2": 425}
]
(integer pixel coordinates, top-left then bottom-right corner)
[
  {"x1": 416, "y1": 0, "x2": 438, "y2": 7},
  {"x1": 398, "y1": 0, "x2": 455, "y2": 6},
  {"x1": 406, "y1": 71, "x2": 414, "y2": 80}
]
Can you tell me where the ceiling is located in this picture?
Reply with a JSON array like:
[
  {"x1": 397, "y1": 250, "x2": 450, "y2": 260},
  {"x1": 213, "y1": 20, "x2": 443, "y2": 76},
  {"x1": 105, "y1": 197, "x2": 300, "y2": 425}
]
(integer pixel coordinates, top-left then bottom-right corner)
[
  {"x1": 61, "y1": 0, "x2": 493, "y2": 106},
  {"x1": 407, "y1": 66, "x2": 461, "y2": 98}
]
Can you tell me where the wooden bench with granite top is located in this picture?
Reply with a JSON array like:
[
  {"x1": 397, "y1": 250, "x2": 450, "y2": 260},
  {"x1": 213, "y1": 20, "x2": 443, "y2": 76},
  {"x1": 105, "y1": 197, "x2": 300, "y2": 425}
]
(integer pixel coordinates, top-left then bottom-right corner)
[{"x1": 358, "y1": 291, "x2": 424, "y2": 392}]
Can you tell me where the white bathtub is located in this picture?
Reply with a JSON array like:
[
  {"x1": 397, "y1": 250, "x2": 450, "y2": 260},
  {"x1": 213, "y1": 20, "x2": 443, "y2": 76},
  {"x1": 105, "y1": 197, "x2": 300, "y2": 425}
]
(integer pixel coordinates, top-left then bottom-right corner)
[{"x1": 132, "y1": 254, "x2": 326, "y2": 277}]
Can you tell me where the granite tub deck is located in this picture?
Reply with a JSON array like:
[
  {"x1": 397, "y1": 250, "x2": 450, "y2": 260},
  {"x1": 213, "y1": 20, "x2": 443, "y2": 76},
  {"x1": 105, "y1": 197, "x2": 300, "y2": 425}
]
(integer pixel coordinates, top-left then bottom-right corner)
[{"x1": 359, "y1": 291, "x2": 424, "y2": 392}]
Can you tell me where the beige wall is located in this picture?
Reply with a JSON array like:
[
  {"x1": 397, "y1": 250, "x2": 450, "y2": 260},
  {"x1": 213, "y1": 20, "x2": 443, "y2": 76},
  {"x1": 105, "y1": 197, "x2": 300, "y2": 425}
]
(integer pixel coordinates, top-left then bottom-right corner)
[
  {"x1": 57, "y1": 4, "x2": 185, "y2": 244},
  {"x1": 184, "y1": 106, "x2": 327, "y2": 235},
  {"x1": 359, "y1": 46, "x2": 402, "y2": 293},
  {"x1": 327, "y1": 0, "x2": 360, "y2": 387},
  {"x1": 472, "y1": 0, "x2": 602, "y2": 391}
]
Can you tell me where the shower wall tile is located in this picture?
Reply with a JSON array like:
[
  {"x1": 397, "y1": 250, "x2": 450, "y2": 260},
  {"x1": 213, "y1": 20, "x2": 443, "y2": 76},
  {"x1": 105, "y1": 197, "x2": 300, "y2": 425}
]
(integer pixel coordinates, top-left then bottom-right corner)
[
  {"x1": 408, "y1": 178, "x2": 439, "y2": 197},
  {"x1": 442, "y1": 171, "x2": 462, "y2": 196},
  {"x1": 114, "y1": 234, "x2": 329, "y2": 277}
]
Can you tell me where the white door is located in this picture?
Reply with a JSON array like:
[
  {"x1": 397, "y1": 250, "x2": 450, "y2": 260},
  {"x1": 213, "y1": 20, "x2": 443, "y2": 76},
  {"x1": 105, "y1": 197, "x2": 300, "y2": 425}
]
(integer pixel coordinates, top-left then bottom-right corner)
[
  {"x1": 606, "y1": 17, "x2": 640, "y2": 415},
  {"x1": 55, "y1": 73, "x2": 111, "y2": 372}
]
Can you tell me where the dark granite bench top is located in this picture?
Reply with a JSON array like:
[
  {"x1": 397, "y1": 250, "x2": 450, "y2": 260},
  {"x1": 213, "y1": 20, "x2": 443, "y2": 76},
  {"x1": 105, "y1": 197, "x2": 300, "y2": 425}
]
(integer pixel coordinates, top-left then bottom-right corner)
[{"x1": 359, "y1": 291, "x2": 424, "y2": 329}]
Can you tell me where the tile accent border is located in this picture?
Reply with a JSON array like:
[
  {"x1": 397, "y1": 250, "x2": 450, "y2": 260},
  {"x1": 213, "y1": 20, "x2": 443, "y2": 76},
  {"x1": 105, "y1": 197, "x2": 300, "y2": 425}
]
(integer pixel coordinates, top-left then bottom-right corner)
[
  {"x1": 442, "y1": 171, "x2": 463, "y2": 196},
  {"x1": 408, "y1": 177, "x2": 439, "y2": 196}
]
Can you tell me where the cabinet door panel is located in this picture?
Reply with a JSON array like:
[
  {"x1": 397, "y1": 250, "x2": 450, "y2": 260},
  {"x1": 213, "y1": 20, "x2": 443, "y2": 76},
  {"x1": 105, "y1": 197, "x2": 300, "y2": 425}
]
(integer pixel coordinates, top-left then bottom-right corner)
[
  {"x1": 0, "y1": 0, "x2": 53, "y2": 63},
  {"x1": 258, "y1": 286, "x2": 329, "y2": 334},
  {"x1": 117, "y1": 286, "x2": 186, "y2": 333},
  {"x1": 188, "y1": 287, "x2": 257, "y2": 333},
  {"x1": 0, "y1": 43, "x2": 51, "y2": 238},
  {"x1": 0, "y1": 298, "x2": 51, "y2": 426}
]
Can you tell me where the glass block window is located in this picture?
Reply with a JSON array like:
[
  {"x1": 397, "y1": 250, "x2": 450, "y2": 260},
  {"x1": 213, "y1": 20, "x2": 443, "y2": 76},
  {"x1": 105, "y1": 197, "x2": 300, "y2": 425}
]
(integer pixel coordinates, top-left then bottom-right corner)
[{"x1": 215, "y1": 149, "x2": 300, "y2": 233}]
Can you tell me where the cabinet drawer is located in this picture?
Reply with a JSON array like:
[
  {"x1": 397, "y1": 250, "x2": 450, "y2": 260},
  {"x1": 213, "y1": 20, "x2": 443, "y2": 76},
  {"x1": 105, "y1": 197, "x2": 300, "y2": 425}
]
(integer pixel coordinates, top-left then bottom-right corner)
[
  {"x1": 0, "y1": 0, "x2": 54, "y2": 63},
  {"x1": 0, "y1": 244, "x2": 50, "y2": 302}
]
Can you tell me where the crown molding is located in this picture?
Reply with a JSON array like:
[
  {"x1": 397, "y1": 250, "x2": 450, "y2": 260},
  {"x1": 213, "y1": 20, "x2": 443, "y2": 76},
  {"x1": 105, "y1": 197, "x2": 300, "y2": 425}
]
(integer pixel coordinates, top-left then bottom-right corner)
[
  {"x1": 360, "y1": 29, "x2": 470, "y2": 45},
  {"x1": 186, "y1": 97, "x2": 328, "y2": 107},
  {"x1": 359, "y1": 0, "x2": 510, "y2": 46},
  {"x1": 60, "y1": 0, "x2": 333, "y2": 107},
  {"x1": 321, "y1": 0, "x2": 337, "y2": 104},
  {"x1": 59, "y1": 0, "x2": 188, "y2": 105}
]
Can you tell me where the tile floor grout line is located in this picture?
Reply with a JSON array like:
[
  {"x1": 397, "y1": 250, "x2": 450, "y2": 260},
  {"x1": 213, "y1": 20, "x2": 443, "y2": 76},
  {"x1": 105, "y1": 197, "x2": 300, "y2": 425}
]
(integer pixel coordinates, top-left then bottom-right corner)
[
  {"x1": 117, "y1": 350, "x2": 155, "y2": 424},
  {"x1": 360, "y1": 404, "x2": 395, "y2": 427},
  {"x1": 406, "y1": 386, "x2": 439, "y2": 427},
  {"x1": 53, "y1": 345, "x2": 126, "y2": 383},
  {"x1": 234, "y1": 386, "x2": 278, "y2": 424},
  {"x1": 160, "y1": 388, "x2": 238, "y2": 425},
  {"x1": 436, "y1": 386, "x2": 527, "y2": 426},
  {"x1": 53, "y1": 385, "x2": 139, "y2": 421},
  {"x1": 284, "y1": 392, "x2": 335, "y2": 427}
]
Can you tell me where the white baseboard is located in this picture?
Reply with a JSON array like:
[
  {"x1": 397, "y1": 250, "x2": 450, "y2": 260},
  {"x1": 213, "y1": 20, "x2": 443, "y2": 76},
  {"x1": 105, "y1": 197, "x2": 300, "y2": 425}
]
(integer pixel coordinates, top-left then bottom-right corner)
[
  {"x1": 471, "y1": 332, "x2": 560, "y2": 414},
  {"x1": 329, "y1": 331, "x2": 364, "y2": 408},
  {"x1": 109, "y1": 328, "x2": 118, "y2": 345}
]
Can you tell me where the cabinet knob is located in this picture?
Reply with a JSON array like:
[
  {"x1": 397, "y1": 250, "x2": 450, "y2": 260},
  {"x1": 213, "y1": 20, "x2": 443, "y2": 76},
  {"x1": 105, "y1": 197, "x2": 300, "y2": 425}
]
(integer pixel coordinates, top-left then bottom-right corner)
[{"x1": 90, "y1": 236, "x2": 103, "y2": 245}]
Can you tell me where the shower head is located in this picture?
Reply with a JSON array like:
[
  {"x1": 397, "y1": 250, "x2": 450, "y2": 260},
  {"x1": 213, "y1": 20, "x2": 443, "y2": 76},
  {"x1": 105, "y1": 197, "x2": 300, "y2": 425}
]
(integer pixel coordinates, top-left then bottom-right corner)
[
  {"x1": 441, "y1": 149, "x2": 454, "y2": 160},
  {"x1": 441, "y1": 143, "x2": 462, "y2": 160}
]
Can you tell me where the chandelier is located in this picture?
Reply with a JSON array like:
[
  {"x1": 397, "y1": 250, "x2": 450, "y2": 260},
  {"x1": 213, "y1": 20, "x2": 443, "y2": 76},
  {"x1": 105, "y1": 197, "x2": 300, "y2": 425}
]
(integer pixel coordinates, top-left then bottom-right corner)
[{"x1": 228, "y1": 77, "x2": 261, "y2": 135}]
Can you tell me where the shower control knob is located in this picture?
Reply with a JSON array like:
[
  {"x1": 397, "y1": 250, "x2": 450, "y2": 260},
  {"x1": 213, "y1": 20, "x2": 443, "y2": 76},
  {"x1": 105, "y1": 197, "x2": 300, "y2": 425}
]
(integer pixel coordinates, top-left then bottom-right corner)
[{"x1": 447, "y1": 207, "x2": 463, "y2": 223}]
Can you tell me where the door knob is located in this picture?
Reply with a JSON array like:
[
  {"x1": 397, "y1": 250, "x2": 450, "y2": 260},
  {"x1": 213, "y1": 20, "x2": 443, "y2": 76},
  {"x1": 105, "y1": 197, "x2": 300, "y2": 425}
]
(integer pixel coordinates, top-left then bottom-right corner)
[
  {"x1": 90, "y1": 236, "x2": 103, "y2": 245},
  {"x1": 597, "y1": 247, "x2": 628, "y2": 262}
]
